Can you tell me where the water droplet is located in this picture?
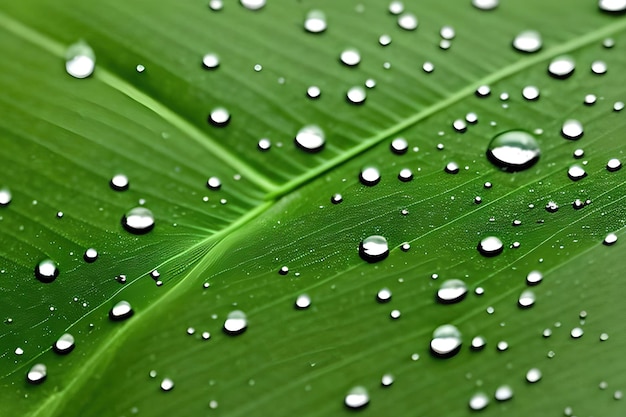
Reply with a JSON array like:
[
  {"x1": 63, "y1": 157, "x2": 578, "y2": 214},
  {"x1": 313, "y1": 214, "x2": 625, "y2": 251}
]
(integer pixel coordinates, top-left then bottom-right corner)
[
  {"x1": 202, "y1": 53, "x2": 220, "y2": 70},
  {"x1": 209, "y1": 0, "x2": 223, "y2": 11},
  {"x1": 545, "y1": 201, "x2": 559, "y2": 213},
  {"x1": 614, "y1": 101, "x2": 625, "y2": 111},
  {"x1": 304, "y1": 10, "x2": 327, "y2": 33},
  {"x1": 543, "y1": 328, "x2": 552, "y2": 337},
  {"x1": 573, "y1": 148, "x2": 585, "y2": 158},
  {"x1": 340, "y1": 49, "x2": 361, "y2": 66},
  {"x1": 65, "y1": 41, "x2": 95, "y2": 79},
  {"x1": 359, "y1": 235, "x2": 389, "y2": 263},
  {"x1": 518, "y1": 290, "x2": 536, "y2": 308},
  {"x1": 160, "y1": 378, "x2": 174, "y2": 391},
  {"x1": 497, "y1": 341, "x2": 509, "y2": 351},
  {"x1": 599, "y1": 0, "x2": 626, "y2": 13},
  {"x1": 526, "y1": 368, "x2": 542, "y2": 383},
  {"x1": 208, "y1": 108, "x2": 230, "y2": 127},
  {"x1": 439, "y1": 39, "x2": 452, "y2": 50},
  {"x1": 53, "y1": 333, "x2": 75, "y2": 354},
  {"x1": 513, "y1": 30, "x2": 542, "y2": 53},
  {"x1": 614, "y1": 390, "x2": 623, "y2": 400},
  {"x1": 469, "y1": 393, "x2": 489, "y2": 411},
  {"x1": 486, "y1": 130, "x2": 540, "y2": 171},
  {"x1": 440, "y1": 25, "x2": 455, "y2": 39},
  {"x1": 344, "y1": 386, "x2": 369, "y2": 409},
  {"x1": 240, "y1": 0, "x2": 265, "y2": 10},
  {"x1": 561, "y1": 119, "x2": 583, "y2": 140},
  {"x1": 495, "y1": 385, "x2": 513, "y2": 401},
  {"x1": 474, "y1": 196, "x2": 482, "y2": 204},
  {"x1": 397, "y1": 13, "x2": 418, "y2": 31},
  {"x1": 206, "y1": 176, "x2": 222, "y2": 190},
  {"x1": 376, "y1": 288, "x2": 392, "y2": 303},
  {"x1": 15, "y1": 347, "x2": 24, "y2": 355},
  {"x1": 359, "y1": 167, "x2": 381, "y2": 186},
  {"x1": 526, "y1": 270, "x2": 543, "y2": 285},
  {"x1": 295, "y1": 294, "x2": 311, "y2": 309},
  {"x1": 430, "y1": 324, "x2": 462, "y2": 358},
  {"x1": 400, "y1": 242, "x2": 410, "y2": 251},
  {"x1": 423, "y1": 61, "x2": 435, "y2": 73},
  {"x1": 548, "y1": 56, "x2": 575, "y2": 79},
  {"x1": 603, "y1": 37, "x2": 616, "y2": 48},
  {"x1": 278, "y1": 266, "x2": 289, "y2": 275},
  {"x1": 0, "y1": 188, "x2": 11, "y2": 206},
  {"x1": 388, "y1": 1, "x2": 404, "y2": 14},
  {"x1": 110, "y1": 174, "x2": 129, "y2": 191},
  {"x1": 257, "y1": 138, "x2": 271, "y2": 151},
  {"x1": 390, "y1": 138, "x2": 408, "y2": 154},
  {"x1": 445, "y1": 162, "x2": 460, "y2": 174},
  {"x1": 381, "y1": 374, "x2": 394, "y2": 387},
  {"x1": 471, "y1": 336, "x2": 487, "y2": 350},
  {"x1": 122, "y1": 207, "x2": 155, "y2": 234},
  {"x1": 136, "y1": 64, "x2": 145, "y2": 73},
  {"x1": 466, "y1": 112, "x2": 478, "y2": 124},
  {"x1": 472, "y1": 0, "x2": 499, "y2": 10},
  {"x1": 331, "y1": 194, "x2": 343, "y2": 204},
  {"x1": 398, "y1": 168, "x2": 413, "y2": 182},
  {"x1": 476, "y1": 85, "x2": 491, "y2": 97},
  {"x1": 306, "y1": 86, "x2": 321, "y2": 99},
  {"x1": 591, "y1": 60, "x2": 607, "y2": 75},
  {"x1": 567, "y1": 165, "x2": 587, "y2": 181},
  {"x1": 584, "y1": 94, "x2": 597, "y2": 105},
  {"x1": 607, "y1": 158, "x2": 622, "y2": 172},
  {"x1": 603, "y1": 233, "x2": 618, "y2": 246},
  {"x1": 522, "y1": 86, "x2": 540, "y2": 101},
  {"x1": 437, "y1": 279, "x2": 468, "y2": 304},
  {"x1": 26, "y1": 364, "x2": 47, "y2": 384},
  {"x1": 390, "y1": 309, "x2": 401, "y2": 319},
  {"x1": 477, "y1": 236, "x2": 503, "y2": 257},
  {"x1": 346, "y1": 86, "x2": 366, "y2": 104},
  {"x1": 379, "y1": 34, "x2": 392, "y2": 46},
  {"x1": 35, "y1": 259, "x2": 59, "y2": 283},
  {"x1": 295, "y1": 125, "x2": 325, "y2": 152},
  {"x1": 223, "y1": 310, "x2": 247, "y2": 335},
  {"x1": 600, "y1": 332, "x2": 609, "y2": 341},
  {"x1": 570, "y1": 327, "x2": 584, "y2": 338},
  {"x1": 109, "y1": 300, "x2": 133, "y2": 321}
]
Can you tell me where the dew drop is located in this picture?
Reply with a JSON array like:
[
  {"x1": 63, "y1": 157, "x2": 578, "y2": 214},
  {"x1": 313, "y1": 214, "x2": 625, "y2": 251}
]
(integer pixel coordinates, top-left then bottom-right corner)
[
  {"x1": 430, "y1": 324, "x2": 462, "y2": 358},
  {"x1": 26, "y1": 364, "x2": 47, "y2": 385},
  {"x1": 390, "y1": 138, "x2": 408, "y2": 154},
  {"x1": 475, "y1": 85, "x2": 491, "y2": 97},
  {"x1": 600, "y1": 332, "x2": 609, "y2": 341},
  {"x1": 495, "y1": 385, "x2": 513, "y2": 401},
  {"x1": 548, "y1": 56, "x2": 575, "y2": 79},
  {"x1": 304, "y1": 10, "x2": 327, "y2": 33},
  {"x1": 344, "y1": 386, "x2": 369, "y2": 409},
  {"x1": 359, "y1": 167, "x2": 381, "y2": 186},
  {"x1": 65, "y1": 41, "x2": 95, "y2": 79},
  {"x1": 603, "y1": 37, "x2": 616, "y2": 48},
  {"x1": 340, "y1": 49, "x2": 361, "y2": 66},
  {"x1": 390, "y1": 309, "x2": 401, "y2": 319},
  {"x1": 436, "y1": 279, "x2": 468, "y2": 304},
  {"x1": 471, "y1": 336, "x2": 487, "y2": 350},
  {"x1": 591, "y1": 60, "x2": 607, "y2": 75},
  {"x1": 346, "y1": 86, "x2": 366, "y2": 104},
  {"x1": 614, "y1": 101, "x2": 625, "y2": 111},
  {"x1": 207, "y1": 176, "x2": 222, "y2": 190},
  {"x1": 376, "y1": 288, "x2": 392, "y2": 303},
  {"x1": 109, "y1": 301, "x2": 133, "y2": 321},
  {"x1": 469, "y1": 393, "x2": 489, "y2": 411},
  {"x1": 359, "y1": 235, "x2": 389, "y2": 263},
  {"x1": 258, "y1": 138, "x2": 271, "y2": 151},
  {"x1": 472, "y1": 0, "x2": 499, "y2": 10},
  {"x1": 607, "y1": 158, "x2": 622, "y2": 172},
  {"x1": 53, "y1": 333, "x2": 75, "y2": 354},
  {"x1": 240, "y1": 0, "x2": 265, "y2": 10},
  {"x1": 379, "y1": 34, "x2": 392, "y2": 46},
  {"x1": 477, "y1": 236, "x2": 503, "y2": 257},
  {"x1": 466, "y1": 112, "x2": 478, "y2": 124},
  {"x1": 202, "y1": 53, "x2": 220, "y2": 69},
  {"x1": 208, "y1": 108, "x2": 230, "y2": 127},
  {"x1": 445, "y1": 162, "x2": 460, "y2": 174},
  {"x1": 440, "y1": 26, "x2": 455, "y2": 40},
  {"x1": 295, "y1": 294, "x2": 311, "y2": 310},
  {"x1": 599, "y1": 0, "x2": 626, "y2": 12},
  {"x1": 522, "y1": 86, "x2": 540, "y2": 101},
  {"x1": 513, "y1": 30, "x2": 542, "y2": 53},
  {"x1": 122, "y1": 207, "x2": 155, "y2": 234},
  {"x1": 223, "y1": 310, "x2": 247, "y2": 335},
  {"x1": 603, "y1": 233, "x2": 618, "y2": 246},
  {"x1": 486, "y1": 130, "x2": 540, "y2": 171},
  {"x1": 526, "y1": 270, "x2": 543, "y2": 285},
  {"x1": 570, "y1": 327, "x2": 584, "y2": 338},
  {"x1": 388, "y1": 1, "x2": 404, "y2": 14},
  {"x1": 307, "y1": 86, "x2": 321, "y2": 99},
  {"x1": 160, "y1": 378, "x2": 174, "y2": 392},
  {"x1": 279, "y1": 266, "x2": 289, "y2": 275},
  {"x1": 423, "y1": 61, "x2": 435, "y2": 73},
  {"x1": 35, "y1": 259, "x2": 59, "y2": 283},
  {"x1": 209, "y1": 0, "x2": 223, "y2": 11},
  {"x1": 518, "y1": 290, "x2": 536, "y2": 308},
  {"x1": 545, "y1": 201, "x2": 559, "y2": 213},
  {"x1": 567, "y1": 165, "x2": 587, "y2": 181},
  {"x1": 331, "y1": 194, "x2": 343, "y2": 204},
  {"x1": 110, "y1": 174, "x2": 129, "y2": 191},
  {"x1": 381, "y1": 374, "x2": 394, "y2": 387},
  {"x1": 497, "y1": 341, "x2": 509, "y2": 351},
  {"x1": 439, "y1": 39, "x2": 452, "y2": 50},
  {"x1": 584, "y1": 94, "x2": 597, "y2": 105},
  {"x1": 0, "y1": 188, "x2": 11, "y2": 206},
  {"x1": 398, "y1": 168, "x2": 413, "y2": 182},
  {"x1": 573, "y1": 148, "x2": 584, "y2": 158},
  {"x1": 397, "y1": 13, "x2": 418, "y2": 31},
  {"x1": 561, "y1": 119, "x2": 583, "y2": 140},
  {"x1": 526, "y1": 368, "x2": 542, "y2": 383},
  {"x1": 295, "y1": 125, "x2": 325, "y2": 152}
]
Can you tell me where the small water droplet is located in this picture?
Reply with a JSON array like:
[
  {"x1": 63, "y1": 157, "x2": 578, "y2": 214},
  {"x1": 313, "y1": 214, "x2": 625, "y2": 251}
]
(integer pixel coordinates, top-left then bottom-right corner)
[
  {"x1": 304, "y1": 10, "x2": 327, "y2": 33},
  {"x1": 614, "y1": 390, "x2": 623, "y2": 400},
  {"x1": 475, "y1": 85, "x2": 491, "y2": 97},
  {"x1": 445, "y1": 162, "x2": 460, "y2": 174},
  {"x1": 110, "y1": 174, "x2": 129, "y2": 191},
  {"x1": 109, "y1": 300, "x2": 133, "y2": 321},
  {"x1": 440, "y1": 25, "x2": 455, "y2": 40},
  {"x1": 295, "y1": 125, "x2": 325, "y2": 152},
  {"x1": 600, "y1": 332, "x2": 609, "y2": 341},
  {"x1": 202, "y1": 53, "x2": 220, "y2": 69},
  {"x1": 206, "y1": 176, "x2": 222, "y2": 190},
  {"x1": 471, "y1": 336, "x2": 487, "y2": 350},
  {"x1": 295, "y1": 294, "x2": 311, "y2": 310},
  {"x1": 397, "y1": 12, "x2": 418, "y2": 30},
  {"x1": 381, "y1": 374, "x2": 394, "y2": 387},
  {"x1": 340, "y1": 49, "x2": 361, "y2": 66},
  {"x1": 257, "y1": 138, "x2": 271, "y2": 151},
  {"x1": 472, "y1": 0, "x2": 499, "y2": 10},
  {"x1": 208, "y1": 108, "x2": 230, "y2": 127},
  {"x1": 495, "y1": 385, "x2": 513, "y2": 401},
  {"x1": 359, "y1": 235, "x2": 389, "y2": 263},
  {"x1": 518, "y1": 290, "x2": 536, "y2": 308},
  {"x1": 573, "y1": 148, "x2": 585, "y2": 158},
  {"x1": 437, "y1": 279, "x2": 468, "y2": 304},
  {"x1": 0, "y1": 188, "x2": 11, "y2": 206},
  {"x1": 567, "y1": 165, "x2": 587, "y2": 181},
  {"x1": 306, "y1": 86, "x2": 321, "y2": 99},
  {"x1": 570, "y1": 327, "x2": 584, "y2": 338},
  {"x1": 614, "y1": 101, "x2": 625, "y2": 111},
  {"x1": 513, "y1": 30, "x2": 542, "y2": 53},
  {"x1": 469, "y1": 392, "x2": 489, "y2": 411},
  {"x1": 346, "y1": 86, "x2": 366, "y2": 104},
  {"x1": 390, "y1": 309, "x2": 401, "y2": 319},
  {"x1": 486, "y1": 130, "x2": 540, "y2": 171},
  {"x1": 122, "y1": 207, "x2": 155, "y2": 234},
  {"x1": 497, "y1": 341, "x2": 509, "y2": 351},
  {"x1": 398, "y1": 168, "x2": 413, "y2": 182},
  {"x1": 344, "y1": 386, "x2": 369, "y2": 409},
  {"x1": 240, "y1": 0, "x2": 266, "y2": 10},
  {"x1": 331, "y1": 194, "x2": 343, "y2": 204},
  {"x1": 390, "y1": 138, "x2": 408, "y2": 154},
  {"x1": 599, "y1": 0, "x2": 626, "y2": 13},
  {"x1": 35, "y1": 259, "x2": 59, "y2": 283},
  {"x1": 603, "y1": 233, "x2": 618, "y2": 246},
  {"x1": 53, "y1": 333, "x2": 75, "y2": 354},
  {"x1": 545, "y1": 201, "x2": 559, "y2": 213},
  {"x1": 591, "y1": 60, "x2": 607, "y2": 75},
  {"x1": 607, "y1": 158, "x2": 622, "y2": 172},
  {"x1": 477, "y1": 236, "x2": 503, "y2": 257},
  {"x1": 223, "y1": 310, "x2": 247, "y2": 335},
  {"x1": 453, "y1": 119, "x2": 467, "y2": 133},
  {"x1": 430, "y1": 324, "x2": 462, "y2": 358},
  {"x1": 388, "y1": 1, "x2": 404, "y2": 14},
  {"x1": 439, "y1": 39, "x2": 452, "y2": 50},
  {"x1": 548, "y1": 56, "x2": 575, "y2": 79},
  {"x1": 465, "y1": 112, "x2": 478, "y2": 124},
  {"x1": 526, "y1": 270, "x2": 543, "y2": 285},
  {"x1": 522, "y1": 85, "x2": 540, "y2": 101},
  {"x1": 278, "y1": 266, "x2": 289, "y2": 275},
  {"x1": 26, "y1": 364, "x2": 47, "y2": 384},
  {"x1": 136, "y1": 64, "x2": 145, "y2": 73},
  {"x1": 400, "y1": 242, "x2": 411, "y2": 251},
  {"x1": 603, "y1": 37, "x2": 616, "y2": 48},
  {"x1": 359, "y1": 167, "x2": 381, "y2": 186},
  {"x1": 15, "y1": 347, "x2": 24, "y2": 355},
  {"x1": 65, "y1": 41, "x2": 95, "y2": 79},
  {"x1": 376, "y1": 288, "x2": 392, "y2": 303},
  {"x1": 584, "y1": 94, "x2": 597, "y2": 105},
  {"x1": 561, "y1": 119, "x2": 584, "y2": 140},
  {"x1": 422, "y1": 61, "x2": 435, "y2": 73},
  {"x1": 379, "y1": 34, "x2": 392, "y2": 46},
  {"x1": 160, "y1": 378, "x2": 174, "y2": 391},
  {"x1": 526, "y1": 368, "x2": 542, "y2": 383}
]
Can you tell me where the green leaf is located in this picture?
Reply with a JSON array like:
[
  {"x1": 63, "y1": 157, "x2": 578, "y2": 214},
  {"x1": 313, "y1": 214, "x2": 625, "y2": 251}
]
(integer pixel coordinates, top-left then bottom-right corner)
[{"x1": 1, "y1": 1, "x2": 625, "y2": 416}]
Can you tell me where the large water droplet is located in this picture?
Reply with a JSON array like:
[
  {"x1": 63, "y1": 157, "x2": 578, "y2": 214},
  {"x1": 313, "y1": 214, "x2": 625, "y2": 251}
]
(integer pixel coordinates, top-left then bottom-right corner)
[
  {"x1": 607, "y1": 158, "x2": 622, "y2": 172},
  {"x1": 344, "y1": 386, "x2": 369, "y2": 409},
  {"x1": 340, "y1": 49, "x2": 361, "y2": 66},
  {"x1": 472, "y1": 0, "x2": 499, "y2": 10},
  {"x1": 512, "y1": 30, "x2": 542, "y2": 53},
  {"x1": 359, "y1": 167, "x2": 381, "y2": 186},
  {"x1": 202, "y1": 53, "x2": 220, "y2": 69},
  {"x1": 223, "y1": 310, "x2": 248, "y2": 335},
  {"x1": 359, "y1": 235, "x2": 389, "y2": 263},
  {"x1": 526, "y1": 368, "x2": 542, "y2": 383},
  {"x1": 567, "y1": 165, "x2": 587, "y2": 181},
  {"x1": 65, "y1": 41, "x2": 95, "y2": 79},
  {"x1": 304, "y1": 10, "x2": 327, "y2": 33},
  {"x1": 53, "y1": 333, "x2": 75, "y2": 354},
  {"x1": 526, "y1": 270, "x2": 543, "y2": 285},
  {"x1": 487, "y1": 130, "x2": 540, "y2": 171},
  {"x1": 295, "y1": 125, "x2": 325, "y2": 152},
  {"x1": 84, "y1": 248, "x2": 98, "y2": 263},
  {"x1": 27, "y1": 364, "x2": 47, "y2": 384},
  {"x1": 376, "y1": 288, "x2": 392, "y2": 303},
  {"x1": 603, "y1": 233, "x2": 618, "y2": 246},
  {"x1": 240, "y1": 0, "x2": 265, "y2": 10},
  {"x1": 161, "y1": 378, "x2": 175, "y2": 391},
  {"x1": 561, "y1": 119, "x2": 584, "y2": 140},
  {"x1": 109, "y1": 300, "x2": 133, "y2": 321},
  {"x1": 110, "y1": 174, "x2": 129, "y2": 191},
  {"x1": 207, "y1": 176, "x2": 222, "y2": 190},
  {"x1": 518, "y1": 290, "x2": 536, "y2": 308},
  {"x1": 469, "y1": 392, "x2": 489, "y2": 410},
  {"x1": 436, "y1": 279, "x2": 468, "y2": 304},
  {"x1": 430, "y1": 324, "x2": 462, "y2": 357},
  {"x1": 295, "y1": 294, "x2": 311, "y2": 309},
  {"x1": 397, "y1": 13, "x2": 418, "y2": 30},
  {"x1": 495, "y1": 385, "x2": 514, "y2": 401},
  {"x1": 477, "y1": 236, "x2": 503, "y2": 257},
  {"x1": 445, "y1": 162, "x2": 460, "y2": 174},
  {"x1": 599, "y1": 0, "x2": 626, "y2": 13},
  {"x1": 548, "y1": 56, "x2": 575, "y2": 79},
  {"x1": 346, "y1": 86, "x2": 366, "y2": 104},
  {"x1": 0, "y1": 188, "x2": 11, "y2": 206},
  {"x1": 35, "y1": 259, "x2": 59, "y2": 283},
  {"x1": 122, "y1": 207, "x2": 155, "y2": 234},
  {"x1": 208, "y1": 108, "x2": 231, "y2": 127}
]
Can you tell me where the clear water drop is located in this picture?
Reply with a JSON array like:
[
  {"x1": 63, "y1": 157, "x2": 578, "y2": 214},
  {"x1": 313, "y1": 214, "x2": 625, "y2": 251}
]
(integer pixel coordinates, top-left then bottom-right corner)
[
  {"x1": 110, "y1": 174, "x2": 129, "y2": 191},
  {"x1": 573, "y1": 148, "x2": 585, "y2": 158},
  {"x1": 331, "y1": 194, "x2": 343, "y2": 204},
  {"x1": 122, "y1": 207, "x2": 155, "y2": 234},
  {"x1": 340, "y1": 49, "x2": 361, "y2": 66},
  {"x1": 381, "y1": 374, "x2": 394, "y2": 387},
  {"x1": 430, "y1": 324, "x2": 462, "y2": 358},
  {"x1": 65, "y1": 41, "x2": 95, "y2": 79},
  {"x1": 397, "y1": 13, "x2": 418, "y2": 31},
  {"x1": 202, "y1": 53, "x2": 220, "y2": 69},
  {"x1": 584, "y1": 94, "x2": 597, "y2": 105},
  {"x1": 571, "y1": 327, "x2": 584, "y2": 338},
  {"x1": 53, "y1": 333, "x2": 75, "y2": 354},
  {"x1": 607, "y1": 158, "x2": 622, "y2": 172},
  {"x1": 591, "y1": 60, "x2": 607, "y2": 74},
  {"x1": 359, "y1": 235, "x2": 389, "y2": 263},
  {"x1": 471, "y1": 336, "x2": 487, "y2": 350},
  {"x1": 495, "y1": 385, "x2": 513, "y2": 401},
  {"x1": 476, "y1": 85, "x2": 491, "y2": 97},
  {"x1": 223, "y1": 310, "x2": 247, "y2": 335},
  {"x1": 445, "y1": 162, "x2": 460, "y2": 174},
  {"x1": 388, "y1": 1, "x2": 404, "y2": 14},
  {"x1": 376, "y1": 288, "x2": 392, "y2": 303},
  {"x1": 161, "y1": 378, "x2": 174, "y2": 392},
  {"x1": 390, "y1": 309, "x2": 401, "y2": 319},
  {"x1": 109, "y1": 300, "x2": 133, "y2": 321},
  {"x1": 545, "y1": 201, "x2": 559, "y2": 213},
  {"x1": 526, "y1": 368, "x2": 542, "y2": 383},
  {"x1": 346, "y1": 86, "x2": 366, "y2": 104},
  {"x1": 522, "y1": 85, "x2": 540, "y2": 101},
  {"x1": 437, "y1": 279, "x2": 468, "y2": 304},
  {"x1": 207, "y1": 176, "x2": 222, "y2": 190},
  {"x1": 208, "y1": 108, "x2": 230, "y2": 127},
  {"x1": 398, "y1": 168, "x2": 413, "y2": 182},
  {"x1": 344, "y1": 386, "x2": 369, "y2": 409},
  {"x1": 359, "y1": 167, "x2": 381, "y2": 186},
  {"x1": 307, "y1": 86, "x2": 321, "y2": 99},
  {"x1": 600, "y1": 332, "x2": 609, "y2": 341},
  {"x1": 561, "y1": 119, "x2": 583, "y2": 140},
  {"x1": 240, "y1": 0, "x2": 265, "y2": 10},
  {"x1": 567, "y1": 165, "x2": 587, "y2": 181},
  {"x1": 469, "y1": 393, "x2": 489, "y2": 411},
  {"x1": 295, "y1": 294, "x2": 311, "y2": 309},
  {"x1": 497, "y1": 341, "x2": 509, "y2": 351},
  {"x1": 466, "y1": 112, "x2": 478, "y2": 124},
  {"x1": 513, "y1": 30, "x2": 542, "y2": 53},
  {"x1": 477, "y1": 236, "x2": 503, "y2": 257},
  {"x1": 379, "y1": 34, "x2": 392, "y2": 46},
  {"x1": 472, "y1": 0, "x2": 499, "y2": 10},
  {"x1": 258, "y1": 138, "x2": 271, "y2": 151},
  {"x1": 0, "y1": 188, "x2": 11, "y2": 206},
  {"x1": 423, "y1": 61, "x2": 435, "y2": 73},
  {"x1": 604, "y1": 233, "x2": 618, "y2": 246},
  {"x1": 304, "y1": 10, "x2": 327, "y2": 33},
  {"x1": 518, "y1": 290, "x2": 536, "y2": 308},
  {"x1": 209, "y1": 0, "x2": 223, "y2": 11},
  {"x1": 440, "y1": 26, "x2": 455, "y2": 39},
  {"x1": 84, "y1": 248, "x2": 98, "y2": 263},
  {"x1": 295, "y1": 125, "x2": 325, "y2": 152},
  {"x1": 599, "y1": 0, "x2": 626, "y2": 12},
  {"x1": 526, "y1": 270, "x2": 543, "y2": 285},
  {"x1": 34, "y1": 259, "x2": 58, "y2": 284},
  {"x1": 548, "y1": 56, "x2": 575, "y2": 79},
  {"x1": 614, "y1": 101, "x2": 625, "y2": 111},
  {"x1": 278, "y1": 266, "x2": 289, "y2": 275},
  {"x1": 487, "y1": 130, "x2": 540, "y2": 171},
  {"x1": 453, "y1": 119, "x2": 467, "y2": 133},
  {"x1": 439, "y1": 39, "x2": 452, "y2": 50},
  {"x1": 391, "y1": 138, "x2": 408, "y2": 154},
  {"x1": 26, "y1": 364, "x2": 47, "y2": 384}
]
